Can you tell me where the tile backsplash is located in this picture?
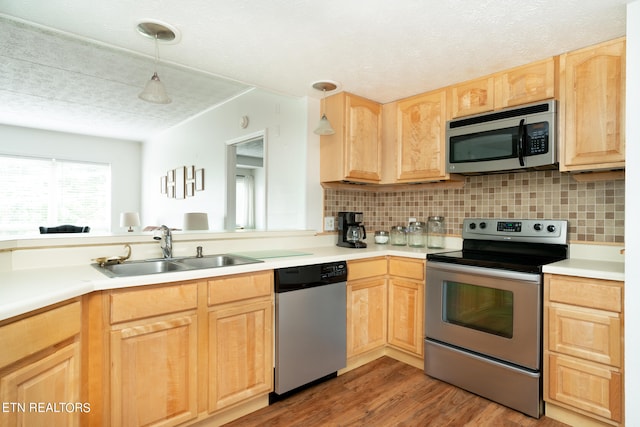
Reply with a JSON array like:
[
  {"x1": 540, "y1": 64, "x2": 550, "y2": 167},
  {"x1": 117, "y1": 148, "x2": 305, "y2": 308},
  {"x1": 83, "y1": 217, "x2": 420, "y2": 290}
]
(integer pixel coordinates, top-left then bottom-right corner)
[{"x1": 324, "y1": 170, "x2": 625, "y2": 243}]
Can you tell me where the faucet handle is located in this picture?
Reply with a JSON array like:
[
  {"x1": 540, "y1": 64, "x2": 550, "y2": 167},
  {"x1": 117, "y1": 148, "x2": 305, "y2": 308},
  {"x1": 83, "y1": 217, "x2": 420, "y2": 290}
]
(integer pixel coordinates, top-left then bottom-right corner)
[{"x1": 196, "y1": 246, "x2": 203, "y2": 258}]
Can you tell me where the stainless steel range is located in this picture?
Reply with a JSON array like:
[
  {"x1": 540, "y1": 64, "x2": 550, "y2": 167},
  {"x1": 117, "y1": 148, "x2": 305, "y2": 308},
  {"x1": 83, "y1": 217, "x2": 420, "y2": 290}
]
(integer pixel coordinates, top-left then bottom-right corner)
[{"x1": 424, "y1": 218, "x2": 568, "y2": 418}]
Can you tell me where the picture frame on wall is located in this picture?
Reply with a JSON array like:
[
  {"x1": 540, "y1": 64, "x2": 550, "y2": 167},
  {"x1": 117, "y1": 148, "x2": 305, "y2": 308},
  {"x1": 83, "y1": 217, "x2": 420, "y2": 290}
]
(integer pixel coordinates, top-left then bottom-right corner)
[
  {"x1": 175, "y1": 166, "x2": 185, "y2": 199},
  {"x1": 195, "y1": 169, "x2": 204, "y2": 191},
  {"x1": 160, "y1": 176, "x2": 167, "y2": 194}
]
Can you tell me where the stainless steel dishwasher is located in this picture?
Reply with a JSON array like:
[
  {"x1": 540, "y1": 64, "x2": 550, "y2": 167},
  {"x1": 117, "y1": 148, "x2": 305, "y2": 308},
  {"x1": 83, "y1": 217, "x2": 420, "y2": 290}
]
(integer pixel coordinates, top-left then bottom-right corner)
[{"x1": 272, "y1": 261, "x2": 347, "y2": 400}]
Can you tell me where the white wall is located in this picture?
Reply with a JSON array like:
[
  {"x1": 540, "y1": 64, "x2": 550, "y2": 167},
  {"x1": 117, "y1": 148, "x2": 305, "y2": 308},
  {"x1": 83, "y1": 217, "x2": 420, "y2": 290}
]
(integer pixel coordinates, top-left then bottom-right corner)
[
  {"x1": 625, "y1": 2, "x2": 639, "y2": 425},
  {"x1": 141, "y1": 88, "x2": 321, "y2": 231},
  {"x1": 0, "y1": 124, "x2": 142, "y2": 232}
]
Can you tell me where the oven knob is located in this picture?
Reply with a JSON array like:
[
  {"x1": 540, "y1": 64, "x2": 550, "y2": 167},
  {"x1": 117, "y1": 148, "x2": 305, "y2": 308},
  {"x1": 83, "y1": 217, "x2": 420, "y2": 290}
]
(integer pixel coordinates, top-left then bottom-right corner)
[
  {"x1": 469, "y1": 222, "x2": 476, "y2": 230},
  {"x1": 479, "y1": 222, "x2": 487, "y2": 229},
  {"x1": 534, "y1": 223, "x2": 542, "y2": 231},
  {"x1": 547, "y1": 225, "x2": 556, "y2": 233}
]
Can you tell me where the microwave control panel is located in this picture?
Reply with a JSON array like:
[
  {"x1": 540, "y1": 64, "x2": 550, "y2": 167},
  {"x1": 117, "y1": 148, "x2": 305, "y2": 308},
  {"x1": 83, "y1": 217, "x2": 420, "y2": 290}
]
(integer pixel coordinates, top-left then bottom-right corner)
[{"x1": 526, "y1": 122, "x2": 549, "y2": 156}]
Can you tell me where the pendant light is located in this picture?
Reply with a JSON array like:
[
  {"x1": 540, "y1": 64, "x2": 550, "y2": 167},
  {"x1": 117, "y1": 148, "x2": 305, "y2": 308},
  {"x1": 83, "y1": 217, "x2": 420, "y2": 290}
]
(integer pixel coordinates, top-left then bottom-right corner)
[
  {"x1": 312, "y1": 81, "x2": 337, "y2": 135},
  {"x1": 137, "y1": 22, "x2": 175, "y2": 104}
]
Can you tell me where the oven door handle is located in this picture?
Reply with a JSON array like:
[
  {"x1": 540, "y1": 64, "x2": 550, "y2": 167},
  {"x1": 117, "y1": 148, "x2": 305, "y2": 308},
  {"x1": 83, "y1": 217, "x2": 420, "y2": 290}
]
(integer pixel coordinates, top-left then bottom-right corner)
[{"x1": 427, "y1": 261, "x2": 541, "y2": 283}]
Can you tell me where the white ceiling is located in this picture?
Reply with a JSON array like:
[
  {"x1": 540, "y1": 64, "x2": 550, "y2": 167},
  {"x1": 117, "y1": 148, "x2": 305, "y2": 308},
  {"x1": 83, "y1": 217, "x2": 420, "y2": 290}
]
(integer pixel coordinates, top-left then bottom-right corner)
[{"x1": 0, "y1": 0, "x2": 629, "y2": 142}]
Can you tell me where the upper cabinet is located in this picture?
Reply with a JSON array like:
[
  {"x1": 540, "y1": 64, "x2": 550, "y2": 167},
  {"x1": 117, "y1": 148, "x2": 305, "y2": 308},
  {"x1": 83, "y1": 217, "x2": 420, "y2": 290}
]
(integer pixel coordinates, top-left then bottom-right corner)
[
  {"x1": 395, "y1": 89, "x2": 449, "y2": 182},
  {"x1": 450, "y1": 58, "x2": 556, "y2": 119},
  {"x1": 494, "y1": 57, "x2": 556, "y2": 109},
  {"x1": 559, "y1": 37, "x2": 626, "y2": 172},
  {"x1": 449, "y1": 75, "x2": 495, "y2": 118},
  {"x1": 320, "y1": 92, "x2": 382, "y2": 183}
]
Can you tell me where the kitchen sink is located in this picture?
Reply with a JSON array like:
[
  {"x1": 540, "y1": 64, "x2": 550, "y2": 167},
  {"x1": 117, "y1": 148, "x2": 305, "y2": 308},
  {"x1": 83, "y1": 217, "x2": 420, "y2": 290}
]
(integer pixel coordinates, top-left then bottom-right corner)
[
  {"x1": 93, "y1": 254, "x2": 263, "y2": 278},
  {"x1": 177, "y1": 254, "x2": 262, "y2": 269}
]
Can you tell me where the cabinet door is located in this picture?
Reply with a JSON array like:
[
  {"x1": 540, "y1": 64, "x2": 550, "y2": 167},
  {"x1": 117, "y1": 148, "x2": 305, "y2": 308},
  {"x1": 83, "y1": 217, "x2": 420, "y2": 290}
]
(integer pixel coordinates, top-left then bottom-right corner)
[
  {"x1": 344, "y1": 94, "x2": 382, "y2": 182},
  {"x1": 0, "y1": 342, "x2": 81, "y2": 427},
  {"x1": 388, "y1": 278, "x2": 424, "y2": 356},
  {"x1": 347, "y1": 278, "x2": 387, "y2": 358},
  {"x1": 547, "y1": 354, "x2": 622, "y2": 423},
  {"x1": 449, "y1": 76, "x2": 495, "y2": 118},
  {"x1": 561, "y1": 38, "x2": 625, "y2": 171},
  {"x1": 208, "y1": 300, "x2": 273, "y2": 412},
  {"x1": 548, "y1": 304, "x2": 621, "y2": 367},
  {"x1": 396, "y1": 90, "x2": 448, "y2": 181},
  {"x1": 495, "y1": 57, "x2": 556, "y2": 109},
  {"x1": 110, "y1": 314, "x2": 198, "y2": 427}
]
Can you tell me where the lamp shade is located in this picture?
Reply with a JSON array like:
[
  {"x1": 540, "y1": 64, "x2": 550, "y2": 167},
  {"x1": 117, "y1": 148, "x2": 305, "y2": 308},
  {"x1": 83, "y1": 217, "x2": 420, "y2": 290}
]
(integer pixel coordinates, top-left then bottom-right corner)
[
  {"x1": 183, "y1": 212, "x2": 209, "y2": 230},
  {"x1": 120, "y1": 212, "x2": 141, "y2": 232},
  {"x1": 314, "y1": 114, "x2": 335, "y2": 135},
  {"x1": 139, "y1": 72, "x2": 171, "y2": 104}
]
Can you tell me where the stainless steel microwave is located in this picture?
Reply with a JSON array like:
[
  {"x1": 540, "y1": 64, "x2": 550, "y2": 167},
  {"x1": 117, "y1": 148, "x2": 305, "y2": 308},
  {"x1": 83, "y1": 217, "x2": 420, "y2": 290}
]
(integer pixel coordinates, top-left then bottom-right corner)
[{"x1": 446, "y1": 100, "x2": 557, "y2": 174}]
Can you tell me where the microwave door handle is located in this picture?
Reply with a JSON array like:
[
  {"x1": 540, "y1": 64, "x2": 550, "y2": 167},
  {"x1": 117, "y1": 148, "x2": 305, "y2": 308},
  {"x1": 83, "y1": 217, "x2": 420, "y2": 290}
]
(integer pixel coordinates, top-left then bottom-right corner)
[{"x1": 517, "y1": 119, "x2": 526, "y2": 166}]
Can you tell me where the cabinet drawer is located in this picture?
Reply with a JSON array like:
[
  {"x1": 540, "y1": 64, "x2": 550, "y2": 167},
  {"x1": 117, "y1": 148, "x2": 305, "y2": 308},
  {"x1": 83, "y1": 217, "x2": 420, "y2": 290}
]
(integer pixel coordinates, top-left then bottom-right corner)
[
  {"x1": 548, "y1": 305, "x2": 621, "y2": 367},
  {"x1": 110, "y1": 282, "x2": 198, "y2": 323},
  {"x1": 208, "y1": 270, "x2": 272, "y2": 306},
  {"x1": 389, "y1": 257, "x2": 425, "y2": 281},
  {"x1": 547, "y1": 275, "x2": 622, "y2": 312},
  {"x1": 347, "y1": 257, "x2": 387, "y2": 281},
  {"x1": 547, "y1": 353, "x2": 622, "y2": 422},
  {"x1": 0, "y1": 300, "x2": 81, "y2": 369}
]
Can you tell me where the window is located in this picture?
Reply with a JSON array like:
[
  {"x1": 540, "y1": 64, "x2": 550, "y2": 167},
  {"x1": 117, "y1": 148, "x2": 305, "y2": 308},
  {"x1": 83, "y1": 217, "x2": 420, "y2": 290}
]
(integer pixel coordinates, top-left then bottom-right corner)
[
  {"x1": 0, "y1": 155, "x2": 111, "y2": 236},
  {"x1": 235, "y1": 171, "x2": 255, "y2": 229}
]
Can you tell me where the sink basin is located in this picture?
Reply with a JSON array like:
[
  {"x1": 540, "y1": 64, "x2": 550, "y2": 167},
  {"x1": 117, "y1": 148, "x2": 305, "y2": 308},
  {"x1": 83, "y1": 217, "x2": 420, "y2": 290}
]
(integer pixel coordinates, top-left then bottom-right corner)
[
  {"x1": 177, "y1": 254, "x2": 262, "y2": 269},
  {"x1": 95, "y1": 259, "x2": 188, "y2": 278},
  {"x1": 93, "y1": 254, "x2": 262, "y2": 278}
]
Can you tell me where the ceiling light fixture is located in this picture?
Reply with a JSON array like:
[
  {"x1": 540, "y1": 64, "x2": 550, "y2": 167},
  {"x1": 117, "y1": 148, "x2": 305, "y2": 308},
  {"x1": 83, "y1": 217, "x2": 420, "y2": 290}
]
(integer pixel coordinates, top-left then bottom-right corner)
[
  {"x1": 312, "y1": 81, "x2": 338, "y2": 136},
  {"x1": 137, "y1": 22, "x2": 175, "y2": 104}
]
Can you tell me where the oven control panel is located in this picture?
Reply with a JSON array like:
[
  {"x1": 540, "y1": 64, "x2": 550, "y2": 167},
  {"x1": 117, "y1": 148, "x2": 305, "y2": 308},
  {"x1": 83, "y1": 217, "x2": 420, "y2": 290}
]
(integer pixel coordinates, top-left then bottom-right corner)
[{"x1": 463, "y1": 218, "x2": 568, "y2": 244}]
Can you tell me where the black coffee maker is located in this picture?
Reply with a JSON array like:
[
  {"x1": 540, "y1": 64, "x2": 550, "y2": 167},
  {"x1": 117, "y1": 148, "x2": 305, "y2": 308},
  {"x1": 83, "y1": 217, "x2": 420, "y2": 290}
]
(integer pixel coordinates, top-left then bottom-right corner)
[{"x1": 337, "y1": 211, "x2": 367, "y2": 248}]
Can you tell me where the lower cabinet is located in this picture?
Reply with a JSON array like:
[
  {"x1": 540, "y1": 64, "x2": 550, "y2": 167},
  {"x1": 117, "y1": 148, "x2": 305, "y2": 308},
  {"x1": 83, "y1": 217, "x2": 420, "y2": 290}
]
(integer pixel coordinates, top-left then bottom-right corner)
[
  {"x1": 208, "y1": 296, "x2": 273, "y2": 412},
  {"x1": 544, "y1": 274, "x2": 624, "y2": 426},
  {"x1": 346, "y1": 257, "x2": 388, "y2": 359},
  {"x1": 387, "y1": 257, "x2": 425, "y2": 356},
  {"x1": 346, "y1": 256, "x2": 426, "y2": 364},
  {"x1": 90, "y1": 271, "x2": 274, "y2": 427},
  {"x1": 0, "y1": 300, "x2": 82, "y2": 427}
]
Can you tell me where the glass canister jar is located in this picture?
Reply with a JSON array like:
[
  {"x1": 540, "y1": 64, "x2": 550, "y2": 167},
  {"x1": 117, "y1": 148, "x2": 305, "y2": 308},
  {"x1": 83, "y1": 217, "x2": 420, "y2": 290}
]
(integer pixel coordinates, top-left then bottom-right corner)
[
  {"x1": 427, "y1": 216, "x2": 445, "y2": 249},
  {"x1": 407, "y1": 221, "x2": 426, "y2": 247},
  {"x1": 374, "y1": 230, "x2": 389, "y2": 244},
  {"x1": 389, "y1": 226, "x2": 407, "y2": 246}
]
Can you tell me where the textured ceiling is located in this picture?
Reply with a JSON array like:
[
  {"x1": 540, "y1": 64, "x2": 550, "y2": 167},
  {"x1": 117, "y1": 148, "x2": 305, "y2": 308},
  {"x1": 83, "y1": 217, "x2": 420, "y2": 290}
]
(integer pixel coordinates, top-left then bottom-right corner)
[{"x1": 0, "y1": 0, "x2": 629, "y2": 142}]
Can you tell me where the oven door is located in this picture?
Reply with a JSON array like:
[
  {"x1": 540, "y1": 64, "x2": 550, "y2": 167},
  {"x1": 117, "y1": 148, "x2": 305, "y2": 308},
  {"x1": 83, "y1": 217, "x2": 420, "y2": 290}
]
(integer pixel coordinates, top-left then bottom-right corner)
[{"x1": 425, "y1": 262, "x2": 541, "y2": 370}]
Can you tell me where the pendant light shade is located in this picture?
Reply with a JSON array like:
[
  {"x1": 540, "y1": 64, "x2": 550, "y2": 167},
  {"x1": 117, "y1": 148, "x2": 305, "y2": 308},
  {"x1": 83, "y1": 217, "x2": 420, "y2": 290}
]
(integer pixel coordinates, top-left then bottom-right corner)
[
  {"x1": 312, "y1": 81, "x2": 338, "y2": 136},
  {"x1": 139, "y1": 72, "x2": 171, "y2": 104},
  {"x1": 314, "y1": 114, "x2": 335, "y2": 135},
  {"x1": 137, "y1": 22, "x2": 175, "y2": 104}
]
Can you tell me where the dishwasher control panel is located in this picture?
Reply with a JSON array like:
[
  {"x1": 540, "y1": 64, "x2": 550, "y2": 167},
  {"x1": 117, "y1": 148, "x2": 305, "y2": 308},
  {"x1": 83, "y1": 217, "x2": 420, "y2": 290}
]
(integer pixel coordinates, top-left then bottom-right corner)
[{"x1": 275, "y1": 261, "x2": 347, "y2": 293}]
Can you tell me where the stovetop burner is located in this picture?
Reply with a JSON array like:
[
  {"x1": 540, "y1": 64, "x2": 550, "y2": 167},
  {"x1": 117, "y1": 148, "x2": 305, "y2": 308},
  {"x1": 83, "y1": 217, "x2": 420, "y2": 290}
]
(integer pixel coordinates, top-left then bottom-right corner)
[{"x1": 427, "y1": 218, "x2": 569, "y2": 273}]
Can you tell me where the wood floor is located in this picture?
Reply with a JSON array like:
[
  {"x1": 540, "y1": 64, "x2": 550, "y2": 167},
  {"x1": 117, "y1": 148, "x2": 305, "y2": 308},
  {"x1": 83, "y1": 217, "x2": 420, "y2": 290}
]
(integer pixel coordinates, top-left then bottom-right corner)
[{"x1": 224, "y1": 357, "x2": 569, "y2": 427}]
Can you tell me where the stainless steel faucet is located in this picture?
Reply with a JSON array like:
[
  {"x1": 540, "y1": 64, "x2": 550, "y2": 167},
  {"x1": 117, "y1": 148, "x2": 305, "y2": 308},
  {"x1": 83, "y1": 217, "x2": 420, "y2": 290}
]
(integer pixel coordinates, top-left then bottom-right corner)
[{"x1": 153, "y1": 225, "x2": 173, "y2": 259}]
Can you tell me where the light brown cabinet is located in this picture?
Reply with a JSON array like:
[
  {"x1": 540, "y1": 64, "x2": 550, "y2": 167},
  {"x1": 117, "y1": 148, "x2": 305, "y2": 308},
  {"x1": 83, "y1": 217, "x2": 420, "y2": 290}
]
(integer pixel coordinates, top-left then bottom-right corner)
[
  {"x1": 387, "y1": 257, "x2": 425, "y2": 356},
  {"x1": 207, "y1": 271, "x2": 273, "y2": 412},
  {"x1": 108, "y1": 283, "x2": 199, "y2": 427},
  {"x1": 346, "y1": 258, "x2": 388, "y2": 359},
  {"x1": 395, "y1": 89, "x2": 449, "y2": 182},
  {"x1": 449, "y1": 75, "x2": 495, "y2": 118},
  {"x1": 560, "y1": 37, "x2": 626, "y2": 172},
  {"x1": 544, "y1": 274, "x2": 624, "y2": 426},
  {"x1": 320, "y1": 92, "x2": 382, "y2": 183},
  {"x1": 89, "y1": 271, "x2": 274, "y2": 427},
  {"x1": 0, "y1": 300, "x2": 82, "y2": 427},
  {"x1": 494, "y1": 57, "x2": 556, "y2": 109}
]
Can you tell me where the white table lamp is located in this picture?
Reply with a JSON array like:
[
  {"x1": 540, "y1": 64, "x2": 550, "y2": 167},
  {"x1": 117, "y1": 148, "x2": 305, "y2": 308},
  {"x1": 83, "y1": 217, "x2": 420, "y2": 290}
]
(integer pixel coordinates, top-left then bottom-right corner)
[{"x1": 120, "y1": 212, "x2": 141, "y2": 232}]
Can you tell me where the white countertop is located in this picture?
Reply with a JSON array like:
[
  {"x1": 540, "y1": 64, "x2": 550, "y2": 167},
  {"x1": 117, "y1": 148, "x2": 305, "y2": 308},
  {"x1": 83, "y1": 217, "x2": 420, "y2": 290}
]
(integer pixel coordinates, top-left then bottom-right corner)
[
  {"x1": 543, "y1": 258, "x2": 625, "y2": 282},
  {"x1": 0, "y1": 244, "x2": 433, "y2": 322},
  {"x1": 1, "y1": 236, "x2": 625, "y2": 322}
]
